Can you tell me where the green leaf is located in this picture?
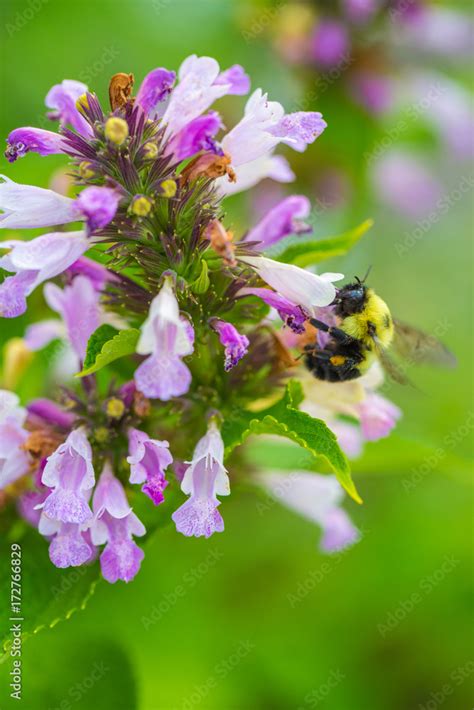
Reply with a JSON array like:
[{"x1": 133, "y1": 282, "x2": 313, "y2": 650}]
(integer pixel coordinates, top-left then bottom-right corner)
[
  {"x1": 277, "y1": 218, "x2": 373, "y2": 267},
  {"x1": 222, "y1": 380, "x2": 361, "y2": 503},
  {"x1": 0, "y1": 530, "x2": 100, "y2": 663},
  {"x1": 190, "y1": 259, "x2": 210, "y2": 294},
  {"x1": 76, "y1": 326, "x2": 140, "y2": 377}
]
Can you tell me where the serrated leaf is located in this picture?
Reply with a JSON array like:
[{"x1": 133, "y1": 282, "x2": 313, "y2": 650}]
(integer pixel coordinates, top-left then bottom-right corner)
[
  {"x1": 277, "y1": 219, "x2": 373, "y2": 267},
  {"x1": 222, "y1": 380, "x2": 361, "y2": 503},
  {"x1": 76, "y1": 326, "x2": 140, "y2": 377}
]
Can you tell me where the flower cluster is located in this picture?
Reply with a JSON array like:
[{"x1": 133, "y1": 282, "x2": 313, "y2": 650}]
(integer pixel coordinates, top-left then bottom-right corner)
[{"x1": 0, "y1": 55, "x2": 401, "y2": 583}]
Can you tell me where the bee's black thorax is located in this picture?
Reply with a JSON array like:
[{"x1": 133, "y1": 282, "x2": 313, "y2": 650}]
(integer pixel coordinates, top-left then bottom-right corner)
[{"x1": 334, "y1": 282, "x2": 368, "y2": 317}]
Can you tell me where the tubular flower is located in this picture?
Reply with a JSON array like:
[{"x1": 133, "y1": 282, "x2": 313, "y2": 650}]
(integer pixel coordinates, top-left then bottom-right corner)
[
  {"x1": 91, "y1": 463, "x2": 146, "y2": 583},
  {"x1": 127, "y1": 428, "x2": 173, "y2": 505},
  {"x1": 0, "y1": 231, "x2": 89, "y2": 318},
  {"x1": 172, "y1": 419, "x2": 230, "y2": 539},
  {"x1": 41, "y1": 427, "x2": 95, "y2": 524},
  {"x1": 0, "y1": 390, "x2": 30, "y2": 489},
  {"x1": 0, "y1": 55, "x2": 406, "y2": 584},
  {"x1": 135, "y1": 278, "x2": 194, "y2": 401}
]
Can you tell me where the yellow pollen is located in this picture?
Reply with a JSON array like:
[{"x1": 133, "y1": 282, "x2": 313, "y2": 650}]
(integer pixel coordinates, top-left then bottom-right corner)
[
  {"x1": 106, "y1": 397, "x2": 125, "y2": 419},
  {"x1": 160, "y1": 179, "x2": 177, "y2": 198},
  {"x1": 104, "y1": 117, "x2": 129, "y2": 145},
  {"x1": 330, "y1": 355, "x2": 346, "y2": 366},
  {"x1": 131, "y1": 195, "x2": 153, "y2": 217}
]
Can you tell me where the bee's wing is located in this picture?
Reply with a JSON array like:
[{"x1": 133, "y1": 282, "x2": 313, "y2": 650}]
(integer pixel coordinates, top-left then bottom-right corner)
[
  {"x1": 375, "y1": 344, "x2": 415, "y2": 386},
  {"x1": 392, "y1": 319, "x2": 457, "y2": 368}
]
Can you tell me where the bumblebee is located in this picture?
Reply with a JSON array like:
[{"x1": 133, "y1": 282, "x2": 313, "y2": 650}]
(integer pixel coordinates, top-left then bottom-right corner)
[{"x1": 304, "y1": 275, "x2": 456, "y2": 383}]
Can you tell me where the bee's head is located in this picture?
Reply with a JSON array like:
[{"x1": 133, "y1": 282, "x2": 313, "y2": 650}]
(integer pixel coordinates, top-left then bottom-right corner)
[{"x1": 334, "y1": 277, "x2": 368, "y2": 316}]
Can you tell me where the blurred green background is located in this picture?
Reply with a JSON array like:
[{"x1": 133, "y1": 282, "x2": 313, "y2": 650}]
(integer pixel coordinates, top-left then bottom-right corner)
[{"x1": 0, "y1": 1, "x2": 472, "y2": 708}]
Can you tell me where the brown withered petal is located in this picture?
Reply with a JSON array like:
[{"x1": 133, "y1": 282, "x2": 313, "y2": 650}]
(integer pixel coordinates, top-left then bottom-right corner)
[
  {"x1": 109, "y1": 72, "x2": 135, "y2": 111},
  {"x1": 21, "y1": 429, "x2": 64, "y2": 461},
  {"x1": 204, "y1": 219, "x2": 237, "y2": 267},
  {"x1": 133, "y1": 390, "x2": 152, "y2": 419},
  {"x1": 180, "y1": 152, "x2": 236, "y2": 185}
]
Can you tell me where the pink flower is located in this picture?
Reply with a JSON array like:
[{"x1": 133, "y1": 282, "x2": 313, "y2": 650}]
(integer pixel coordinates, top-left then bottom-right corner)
[
  {"x1": 90, "y1": 463, "x2": 146, "y2": 583},
  {"x1": 127, "y1": 428, "x2": 173, "y2": 505},
  {"x1": 357, "y1": 393, "x2": 402, "y2": 441},
  {"x1": 135, "y1": 278, "x2": 194, "y2": 401},
  {"x1": 172, "y1": 420, "x2": 230, "y2": 538}
]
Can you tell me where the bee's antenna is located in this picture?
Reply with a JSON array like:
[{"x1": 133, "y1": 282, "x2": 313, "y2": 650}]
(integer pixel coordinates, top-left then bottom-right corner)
[{"x1": 361, "y1": 265, "x2": 373, "y2": 283}]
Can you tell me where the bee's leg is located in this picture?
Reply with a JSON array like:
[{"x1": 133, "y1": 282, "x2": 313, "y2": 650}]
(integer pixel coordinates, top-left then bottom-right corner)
[{"x1": 309, "y1": 318, "x2": 357, "y2": 345}]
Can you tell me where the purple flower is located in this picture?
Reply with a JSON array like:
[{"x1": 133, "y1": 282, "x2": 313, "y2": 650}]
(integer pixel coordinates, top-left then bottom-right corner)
[
  {"x1": 0, "y1": 231, "x2": 89, "y2": 318},
  {"x1": 219, "y1": 154, "x2": 295, "y2": 197},
  {"x1": 91, "y1": 463, "x2": 146, "y2": 583},
  {"x1": 5, "y1": 127, "x2": 67, "y2": 163},
  {"x1": 45, "y1": 79, "x2": 92, "y2": 136},
  {"x1": 357, "y1": 393, "x2": 401, "y2": 441},
  {"x1": 39, "y1": 515, "x2": 94, "y2": 568},
  {"x1": 214, "y1": 64, "x2": 250, "y2": 95},
  {"x1": 27, "y1": 398, "x2": 75, "y2": 430},
  {"x1": 245, "y1": 195, "x2": 312, "y2": 248},
  {"x1": 257, "y1": 471, "x2": 359, "y2": 553},
  {"x1": 217, "y1": 90, "x2": 325, "y2": 195},
  {"x1": 135, "y1": 278, "x2": 194, "y2": 401},
  {"x1": 41, "y1": 427, "x2": 95, "y2": 524},
  {"x1": 74, "y1": 186, "x2": 120, "y2": 231},
  {"x1": 343, "y1": 0, "x2": 378, "y2": 24},
  {"x1": 162, "y1": 55, "x2": 246, "y2": 139},
  {"x1": 211, "y1": 320, "x2": 249, "y2": 371},
  {"x1": 0, "y1": 176, "x2": 78, "y2": 229},
  {"x1": 166, "y1": 111, "x2": 223, "y2": 161},
  {"x1": 311, "y1": 19, "x2": 350, "y2": 69},
  {"x1": 66, "y1": 256, "x2": 116, "y2": 291},
  {"x1": 135, "y1": 67, "x2": 176, "y2": 117},
  {"x1": 0, "y1": 390, "x2": 30, "y2": 489},
  {"x1": 42, "y1": 275, "x2": 102, "y2": 360},
  {"x1": 238, "y1": 287, "x2": 309, "y2": 334},
  {"x1": 127, "y1": 427, "x2": 173, "y2": 505},
  {"x1": 221, "y1": 89, "x2": 326, "y2": 166},
  {"x1": 172, "y1": 419, "x2": 230, "y2": 538},
  {"x1": 240, "y1": 255, "x2": 343, "y2": 312},
  {"x1": 350, "y1": 72, "x2": 393, "y2": 115}
]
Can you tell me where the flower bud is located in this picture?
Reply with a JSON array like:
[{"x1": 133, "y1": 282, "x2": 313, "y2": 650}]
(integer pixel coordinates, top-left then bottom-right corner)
[
  {"x1": 160, "y1": 179, "x2": 177, "y2": 198},
  {"x1": 131, "y1": 195, "x2": 153, "y2": 217},
  {"x1": 104, "y1": 117, "x2": 129, "y2": 145},
  {"x1": 105, "y1": 397, "x2": 126, "y2": 420},
  {"x1": 143, "y1": 142, "x2": 158, "y2": 159}
]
